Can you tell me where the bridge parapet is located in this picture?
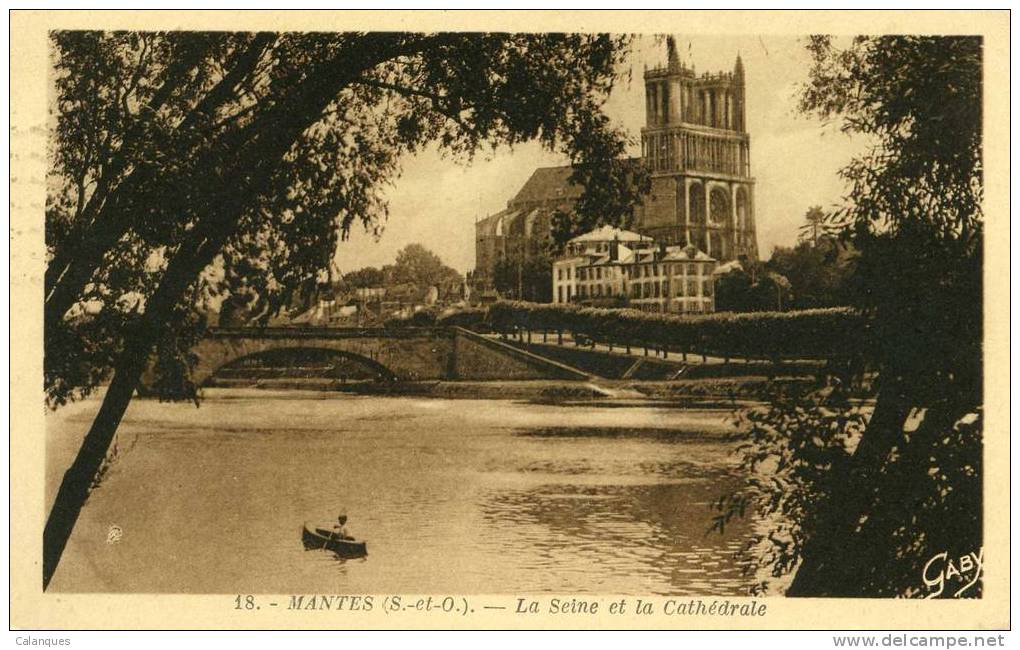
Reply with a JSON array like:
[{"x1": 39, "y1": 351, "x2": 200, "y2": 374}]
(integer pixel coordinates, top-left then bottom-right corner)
[
  {"x1": 206, "y1": 326, "x2": 453, "y2": 340},
  {"x1": 187, "y1": 326, "x2": 588, "y2": 387}
]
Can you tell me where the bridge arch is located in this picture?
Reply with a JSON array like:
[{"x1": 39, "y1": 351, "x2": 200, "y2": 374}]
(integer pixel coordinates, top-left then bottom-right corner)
[
  {"x1": 199, "y1": 345, "x2": 398, "y2": 386},
  {"x1": 189, "y1": 334, "x2": 408, "y2": 387},
  {"x1": 175, "y1": 327, "x2": 588, "y2": 393}
]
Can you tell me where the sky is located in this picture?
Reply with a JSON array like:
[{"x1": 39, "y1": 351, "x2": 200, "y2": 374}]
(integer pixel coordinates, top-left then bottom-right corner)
[{"x1": 336, "y1": 34, "x2": 866, "y2": 275}]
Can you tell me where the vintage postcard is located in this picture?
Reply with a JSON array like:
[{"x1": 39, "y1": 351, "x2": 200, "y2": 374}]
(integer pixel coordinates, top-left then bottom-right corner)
[{"x1": 9, "y1": 9, "x2": 1010, "y2": 631}]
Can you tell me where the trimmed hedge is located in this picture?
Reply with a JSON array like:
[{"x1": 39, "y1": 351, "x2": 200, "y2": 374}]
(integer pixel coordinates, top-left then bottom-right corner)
[
  {"x1": 487, "y1": 301, "x2": 867, "y2": 360},
  {"x1": 385, "y1": 308, "x2": 490, "y2": 331}
]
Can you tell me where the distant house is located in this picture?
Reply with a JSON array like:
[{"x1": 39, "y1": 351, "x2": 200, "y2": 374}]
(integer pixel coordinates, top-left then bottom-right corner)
[
  {"x1": 289, "y1": 299, "x2": 359, "y2": 326},
  {"x1": 552, "y1": 226, "x2": 655, "y2": 305},
  {"x1": 624, "y1": 244, "x2": 717, "y2": 314},
  {"x1": 354, "y1": 287, "x2": 387, "y2": 301},
  {"x1": 553, "y1": 227, "x2": 717, "y2": 314}
]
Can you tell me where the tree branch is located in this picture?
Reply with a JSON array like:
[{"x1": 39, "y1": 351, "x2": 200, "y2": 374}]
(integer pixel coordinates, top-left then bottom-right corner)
[{"x1": 352, "y1": 75, "x2": 474, "y2": 132}]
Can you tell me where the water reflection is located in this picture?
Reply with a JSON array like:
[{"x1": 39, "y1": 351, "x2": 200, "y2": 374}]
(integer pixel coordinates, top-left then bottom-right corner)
[
  {"x1": 481, "y1": 468, "x2": 750, "y2": 595},
  {"x1": 516, "y1": 425, "x2": 742, "y2": 443},
  {"x1": 47, "y1": 392, "x2": 755, "y2": 595}
]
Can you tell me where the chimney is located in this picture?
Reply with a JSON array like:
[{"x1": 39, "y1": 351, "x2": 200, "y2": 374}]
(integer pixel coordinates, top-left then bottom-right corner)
[
  {"x1": 657, "y1": 241, "x2": 667, "y2": 261},
  {"x1": 609, "y1": 238, "x2": 620, "y2": 262}
]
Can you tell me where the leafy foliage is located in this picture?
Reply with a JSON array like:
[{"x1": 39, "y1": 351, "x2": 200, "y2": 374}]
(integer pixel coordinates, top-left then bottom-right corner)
[
  {"x1": 383, "y1": 309, "x2": 437, "y2": 328},
  {"x1": 492, "y1": 253, "x2": 554, "y2": 302},
  {"x1": 387, "y1": 244, "x2": 462, "y2": 293},
  {"x1": 716, "y1": 36, "x2": 984, "y2": 597},
  {"x1": 719, "y1": 381, "x2": 982, "y2": 597},
  {"x1": 343, "y1": 266, "x2": 386, "y2": 289},
  {"x1": 800, "y1": 35, "x2": 983, "y2": 407},
  {"x1": 45, "y1": 31, "x2": 640, "y2": 407},
  {"x1": 715, "y1": 267, "x2": 794, "y2": 313},
  {"x1": 766, "y1": 238, "x2": 854, "y2": 310},
  {"x1": 487, "y1": 301, "x2": 865, "y2": 360},
  {"x1": 801, "y1": 36, "x2": 982, "y2": 246},
  {"x1": 43, "y1": 31, "x2": 651, "y2": 587},
  {"x1": 716, "y1": 234, "x2": 853, "y2": 313},
  {"x1": 711, "y1": 381, "x2": 868, "y2": 592},
  {"x1": 551, "y1": 159, "x2": 650, "y2": 247}
]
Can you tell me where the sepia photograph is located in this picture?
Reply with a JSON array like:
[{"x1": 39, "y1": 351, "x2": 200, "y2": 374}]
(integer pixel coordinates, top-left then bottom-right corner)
[{"x1": 9, "y1": 8, "x2": 1010, "y2": 633}]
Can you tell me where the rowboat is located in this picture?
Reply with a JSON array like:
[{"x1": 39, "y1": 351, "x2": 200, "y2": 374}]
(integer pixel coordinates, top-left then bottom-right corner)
[{"x1": 301, "y1": 522, "x2": 368, "y2": 557}]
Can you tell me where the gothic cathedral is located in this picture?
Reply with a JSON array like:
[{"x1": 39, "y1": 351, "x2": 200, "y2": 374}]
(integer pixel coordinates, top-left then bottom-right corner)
[
  {"x1": 473, "y1": 40, "x2": 759, "y2": 294},
  {"x1": 635, "y1": 38, "x2": 758, "y2": 261}
]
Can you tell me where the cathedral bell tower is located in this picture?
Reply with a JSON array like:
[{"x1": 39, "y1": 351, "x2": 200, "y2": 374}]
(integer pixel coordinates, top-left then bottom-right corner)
[{"x1": 636, "y1": 38, "x2": 758, "y2": 262}]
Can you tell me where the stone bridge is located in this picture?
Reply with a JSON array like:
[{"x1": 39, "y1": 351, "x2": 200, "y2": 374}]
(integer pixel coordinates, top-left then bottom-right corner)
[{"x1": 189, "y1": 326, "x2": 590, "y2": 386}]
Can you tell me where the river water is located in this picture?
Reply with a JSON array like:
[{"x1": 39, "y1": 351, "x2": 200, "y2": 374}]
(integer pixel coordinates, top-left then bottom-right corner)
[{"x1": 46, "y1": 389, "x2": 754, "y2": 595}]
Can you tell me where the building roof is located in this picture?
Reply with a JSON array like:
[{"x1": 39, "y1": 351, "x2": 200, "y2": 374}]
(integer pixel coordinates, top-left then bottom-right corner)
[
  {"x1": 587, "y1": 245, "x2": 636, "y2": 266},
  {"x1": 509, "y1": 165, "x2": 581, "y2": 206},
  {"x1": 508, "y1": 158, "x2": 643, "y2": 207},
  {"x1": 662, "y1": 244, "x2": 715, "y2": 262},
  {"x1": 625, "y1": 244, "x2": 715, "y2": 265},
  {"x1": 570, "y1": 225, "x2": 652, "y2": 244}
]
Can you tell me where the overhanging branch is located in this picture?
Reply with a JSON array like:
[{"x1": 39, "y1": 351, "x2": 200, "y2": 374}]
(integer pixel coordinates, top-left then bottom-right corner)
[{"x1": 352, "y1": 76, "x2": 474, "y2": 132}]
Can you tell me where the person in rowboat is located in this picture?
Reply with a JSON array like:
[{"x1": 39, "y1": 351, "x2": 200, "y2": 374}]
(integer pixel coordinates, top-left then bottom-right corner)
[{"x1": 332, "y1": 513, "x2": 351, "y2": 541}]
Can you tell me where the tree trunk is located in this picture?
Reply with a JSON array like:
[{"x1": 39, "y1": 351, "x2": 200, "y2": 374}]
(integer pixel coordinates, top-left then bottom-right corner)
[
  {"x1": 788, "y1": 400, "x2": 970, "y2": 597},
  {"x1": 43, "y1": 348, "x2": 143, "y2": 588},
  {"x1": 786, "y1": 383, "x2": 913, "y2": 596},
  {"x1": 43, "y1": 33, "x2": 446, "y2": 587},
  {"x1": 44, "y1": 229, "x2": 220, "y2": 588}
]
